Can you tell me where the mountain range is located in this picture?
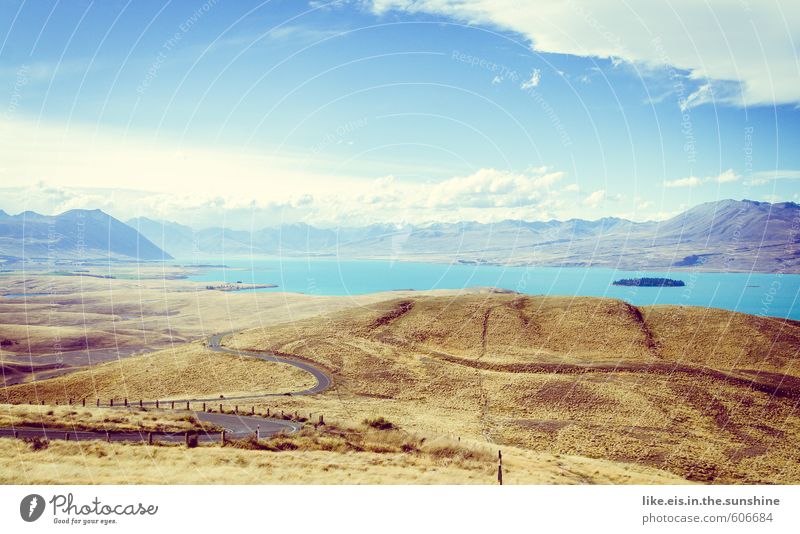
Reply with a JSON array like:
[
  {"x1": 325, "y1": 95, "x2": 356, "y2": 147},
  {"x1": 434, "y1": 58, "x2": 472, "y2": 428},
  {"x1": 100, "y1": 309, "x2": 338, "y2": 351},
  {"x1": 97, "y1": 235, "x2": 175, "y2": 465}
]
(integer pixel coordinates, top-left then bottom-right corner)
[
  {"x1": 1, "y1": 200, "x2": 798, "y2": 272},
  {"x1": 0, "y1": 209, "x2": 170, "y2": 260}
]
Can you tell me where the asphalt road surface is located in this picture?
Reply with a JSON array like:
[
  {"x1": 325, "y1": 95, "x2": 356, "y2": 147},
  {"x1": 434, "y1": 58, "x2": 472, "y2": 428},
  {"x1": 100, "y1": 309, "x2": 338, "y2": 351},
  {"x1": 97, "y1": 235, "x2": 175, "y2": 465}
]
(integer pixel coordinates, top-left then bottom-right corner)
[
  {"x1": 206, "y1": 333, "x2": 331, "y2": 395},
  {"x1": 0, "y1": 332, "x2": 327, "y2": 442},
  {"x1": 0, "y1": 412, "x2": 302, "y2": 443}
]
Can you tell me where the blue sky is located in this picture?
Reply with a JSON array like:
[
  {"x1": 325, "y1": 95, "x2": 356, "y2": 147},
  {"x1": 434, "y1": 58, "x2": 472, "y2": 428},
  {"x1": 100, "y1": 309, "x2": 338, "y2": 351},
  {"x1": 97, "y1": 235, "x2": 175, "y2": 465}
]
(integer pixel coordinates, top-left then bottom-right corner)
[{"x1": 0, "y1": 0, "x2": 798, "y2": 229}]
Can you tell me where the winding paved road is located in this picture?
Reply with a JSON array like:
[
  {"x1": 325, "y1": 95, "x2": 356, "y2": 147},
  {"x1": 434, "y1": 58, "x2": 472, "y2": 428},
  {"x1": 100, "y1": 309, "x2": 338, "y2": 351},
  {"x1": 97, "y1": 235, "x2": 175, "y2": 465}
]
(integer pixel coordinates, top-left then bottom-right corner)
[
  {"x1": 206, "y1": 333, "x2": 331, "y2": 396},
  {"x1": 1, "y1": 332, "x2": 331, "y2": 442}
]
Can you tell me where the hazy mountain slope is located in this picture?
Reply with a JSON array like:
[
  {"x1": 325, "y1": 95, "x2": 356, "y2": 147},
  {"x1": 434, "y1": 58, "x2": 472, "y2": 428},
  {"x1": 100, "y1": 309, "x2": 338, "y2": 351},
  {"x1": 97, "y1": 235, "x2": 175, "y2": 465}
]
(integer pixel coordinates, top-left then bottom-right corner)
[
  {"x1": 654, "y1": 199, "x2": 800, "y2": 244},
  {"x1": 127, "y1": 217, "x2": 198, "y2": 257},
  {"x1": 0, "y1": 209, "x2": 171, "y2": 260}
]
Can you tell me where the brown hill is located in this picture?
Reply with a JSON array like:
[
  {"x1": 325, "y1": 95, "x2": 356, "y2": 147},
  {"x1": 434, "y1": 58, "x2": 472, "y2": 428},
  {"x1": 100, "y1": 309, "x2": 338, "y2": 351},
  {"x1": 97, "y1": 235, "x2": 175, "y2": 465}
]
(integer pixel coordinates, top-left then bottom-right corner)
[{"x1": 225, "y1": 294, "x2": 800, "y2": 484}]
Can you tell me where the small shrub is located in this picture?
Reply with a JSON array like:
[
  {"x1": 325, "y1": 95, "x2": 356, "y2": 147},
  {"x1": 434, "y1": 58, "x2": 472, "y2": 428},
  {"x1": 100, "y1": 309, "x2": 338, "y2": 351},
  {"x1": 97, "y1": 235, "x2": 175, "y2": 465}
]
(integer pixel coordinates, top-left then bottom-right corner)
[
  {"x1": 24, "y1": 436, "x2": 49, "y2": 451},
  {"x1": 362, "y1": 417, "x2": 397, "y2": 430},
  {"x1": 227, "y1": 435, "x2": 269, "y2": 451},
  {"x1": 401, "y1": 442, "x2": 419, "y2": 453}
]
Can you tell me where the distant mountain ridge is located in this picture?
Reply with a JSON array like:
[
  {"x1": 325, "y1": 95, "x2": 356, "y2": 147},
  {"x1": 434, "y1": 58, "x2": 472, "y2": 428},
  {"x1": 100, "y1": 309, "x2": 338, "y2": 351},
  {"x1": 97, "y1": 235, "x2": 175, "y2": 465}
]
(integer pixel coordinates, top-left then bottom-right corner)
[
  {"x1": 1, "y1": 200, "x2": 796, "y2": 272},
  {"x1": 0, "y1": 209, "x2": 171, "y2": 260},
  {"x1": 128, "y1": 199, "x2": 800, "y2": 273}
]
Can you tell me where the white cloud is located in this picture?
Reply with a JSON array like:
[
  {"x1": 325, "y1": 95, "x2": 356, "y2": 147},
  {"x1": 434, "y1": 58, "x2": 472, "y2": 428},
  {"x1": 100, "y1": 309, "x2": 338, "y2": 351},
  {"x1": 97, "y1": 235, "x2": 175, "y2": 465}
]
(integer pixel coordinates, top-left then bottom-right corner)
[
  {"x1": 746, "y1": 169, "x2": 800, "y2": 185},
  {"x1": 679, "y1": 83, "x2": 713, "y2": 112},
  {"x1": 520, "y1": 69, "x2": 541, "y2": 90},
  {"x1": 0, "y1": 120, "x2": 576, "y2": 226},
  {"x1": 664, "y1": 176, "x2": 702, "y2": 188},
  {"x1": 663, "y1": 169, "x2": 739, "y2": 188},
  {"x1": 368, "y1": 0, "x2": 800, "y2": 107},
  {"x1": 583, "y1": 189, "x2": 605, "y2": 207},
  {"x1": 426, "y1": 167, "x2": 564, "y2": 209},
  {"x1": 711, "y1": 168, "x2": 740, "y2": 183},
  {"x1": 0, "y1": 118, "x2": 671, "y2": 227}
]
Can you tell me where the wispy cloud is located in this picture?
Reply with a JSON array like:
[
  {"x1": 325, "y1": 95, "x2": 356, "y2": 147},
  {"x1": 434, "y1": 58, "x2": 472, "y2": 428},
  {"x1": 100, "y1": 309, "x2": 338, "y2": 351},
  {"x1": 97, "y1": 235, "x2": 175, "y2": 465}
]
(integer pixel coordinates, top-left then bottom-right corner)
[
  {"x1": 520, "y1": 69, "x2": 541, "y2": 90},
  {"x1": 746, "y1": 169, "x2": 800, "y2": 185},
  {"x1": 711, "y1": 169, "x2": 740, "y2": 184},
  {"x1": 664, "y1": 176, "x2": 702, "y2": 188},
  {"x1": 664, "y1": 169, "x2": 740, "y2": 188},
  {"x1": 583, "y1": 189, "x2": 605, "y2": 207}
]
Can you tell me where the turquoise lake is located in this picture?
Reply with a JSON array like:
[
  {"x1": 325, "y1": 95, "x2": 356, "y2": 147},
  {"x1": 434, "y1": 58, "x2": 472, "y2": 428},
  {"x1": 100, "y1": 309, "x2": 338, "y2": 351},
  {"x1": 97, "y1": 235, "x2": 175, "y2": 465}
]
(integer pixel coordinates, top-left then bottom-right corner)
[{"x1": 185, "y1": 258, "x2": 800, "y2": 321}]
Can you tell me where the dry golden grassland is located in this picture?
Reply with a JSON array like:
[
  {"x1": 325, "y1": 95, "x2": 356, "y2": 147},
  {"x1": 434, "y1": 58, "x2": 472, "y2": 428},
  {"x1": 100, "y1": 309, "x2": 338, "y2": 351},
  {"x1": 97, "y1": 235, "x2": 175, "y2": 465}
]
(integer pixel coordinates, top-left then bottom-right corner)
[
  {"x1": 0, "y1": 403, "x2": 215, "y2": 433},
  {"x1": 0, "y1": 269, "x2": 428, "y2": 362},
  {"x1": 223, "y1": 294, "x2": 800, "y2": 484},
  {"x1": 3, "y1": 280, "x2": 798, "y2": 485},
  {"x1": 0, "y1": 418, "x2": 685, "y2": 484},
  {"x1": 2, "y1": 343, "x2": 315, "y2": 403}
]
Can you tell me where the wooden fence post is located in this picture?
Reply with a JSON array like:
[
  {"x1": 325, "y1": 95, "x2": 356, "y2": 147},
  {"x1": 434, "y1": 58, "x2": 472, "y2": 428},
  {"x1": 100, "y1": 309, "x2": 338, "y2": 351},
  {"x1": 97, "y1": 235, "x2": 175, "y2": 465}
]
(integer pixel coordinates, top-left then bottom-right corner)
[
  {"x1": 185, "y1": 432, "x2": 190, "y2": 446},
  {"x1": 171, "y1": 401, "x2": 175, "y2": 410},
  {"x1": 186, "y1": 401, "x2": 190, "y2": 411},
  {"x1": 64, "y1": 432, "x2": 69, "y2": 441},
  {"x1": 251, "y1": 406, "x2": 254, "y2": 415},
  {"x1": 148, "y1": 432, "x2": 153, "y2": 445},
  {"x1": 202, "y1": 402, "x2": 206, "y2": 412},
  {"x1": 219, "y1": 404, "x2": 223, "y2": 413},
  {"x1": 96, "y1": 398, "x2": 99, "y2": 407},
  {"x1": 82, "y1": 398, "x2": 85, "y2": 407},
  {"x1": 497, "y1": 450, "x2": 503, "y2": 485},
  {"x1": 156, "y1": 400, "x2": 159, "y2": 409},
  {"x1": 106, "y1": 431, "x2": 111, "y2": 443},
  {"x1": 69, "y1": 398, "x2": 73, "y2": 405},
  {"x1": 319, "y1": 414, "x2": 324, "y2": 425},
  {"x1": 221, "y1": 430, "x2": 226, "y2": 446},
  {"x1": 124, "y1": 398, "x2": 128, "y2": 407},
  {"x1": 235, "y1": 405, "x2": 238, "y2": 414},
  {"x1": 139, "y1": 399, "x2": 143, "y2": 408},
  {"x1": 110, "y1": 399, "x2": 114, "y2": 407}
]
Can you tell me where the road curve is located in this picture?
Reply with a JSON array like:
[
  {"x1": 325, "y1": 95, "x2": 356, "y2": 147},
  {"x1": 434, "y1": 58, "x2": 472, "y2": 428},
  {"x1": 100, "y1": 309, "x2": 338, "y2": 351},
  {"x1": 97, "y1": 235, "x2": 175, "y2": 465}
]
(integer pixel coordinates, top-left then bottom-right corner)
[
  {"x1": 206, "y1": 333, "x2": 331, "y2": 396},
  {"x1": 0, "y1": 332, "x2": 329, "y2": 442}
]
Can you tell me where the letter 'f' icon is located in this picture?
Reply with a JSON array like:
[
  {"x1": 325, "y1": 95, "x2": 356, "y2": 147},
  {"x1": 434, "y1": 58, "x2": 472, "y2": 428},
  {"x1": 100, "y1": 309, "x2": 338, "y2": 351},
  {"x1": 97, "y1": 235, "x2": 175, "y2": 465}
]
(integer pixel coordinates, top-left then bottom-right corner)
[{"x1": 20, "y1": 494, "x2": 45, "y2": 522}]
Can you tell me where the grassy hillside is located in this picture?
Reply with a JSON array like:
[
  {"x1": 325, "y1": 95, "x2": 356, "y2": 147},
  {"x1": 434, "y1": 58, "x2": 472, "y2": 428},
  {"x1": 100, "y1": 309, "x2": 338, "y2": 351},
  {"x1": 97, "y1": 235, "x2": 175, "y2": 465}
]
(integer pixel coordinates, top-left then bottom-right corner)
[
  {"x1": 224, "y1": 294, "x2": 800, "y2": 484},
  {"x1": 2, "y1": 343, "x2": 315, "y2": 403}
]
